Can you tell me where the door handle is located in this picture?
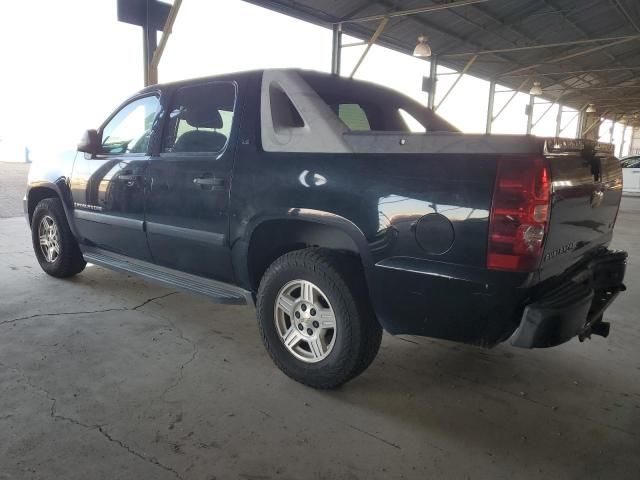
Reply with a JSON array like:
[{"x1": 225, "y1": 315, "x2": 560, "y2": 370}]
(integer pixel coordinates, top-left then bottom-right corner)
[
  {"x1": 193, "y1": 175, "x2": 225, "y2": 189},
  {"x1": 119, "y1": 174, "x2": 142, "y2": 181}
]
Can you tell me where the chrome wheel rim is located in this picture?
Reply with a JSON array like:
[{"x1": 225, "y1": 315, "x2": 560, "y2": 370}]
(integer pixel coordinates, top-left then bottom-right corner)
[
  {"x1": 38, "y1": 216, "x2": 60, "y2": 263},
  {"x1": 274, "y1": 279, "x2": 337, "y2": 363}
]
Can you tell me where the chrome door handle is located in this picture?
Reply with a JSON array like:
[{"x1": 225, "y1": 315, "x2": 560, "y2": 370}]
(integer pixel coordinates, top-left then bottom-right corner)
[
  {"x1": 119, "y1": 174, "x2": 142, "y2": 181},
  {"x1": 193, "y1": 176, "x2": 225, "y2": 189}
]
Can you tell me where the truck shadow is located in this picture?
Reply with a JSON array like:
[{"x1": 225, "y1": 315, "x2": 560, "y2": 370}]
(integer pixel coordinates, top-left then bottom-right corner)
[{"x1": 328, "y1": 335, "x2": 640, "y2": 477}]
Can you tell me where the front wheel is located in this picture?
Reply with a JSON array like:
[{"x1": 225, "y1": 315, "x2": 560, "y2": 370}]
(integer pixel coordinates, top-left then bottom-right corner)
[
  {"x1": 31, "y1": 198, "x2": 86, "y2": 278},
  {"x1": 256, "y1": 248, "x2": 382, "y2": 389}
]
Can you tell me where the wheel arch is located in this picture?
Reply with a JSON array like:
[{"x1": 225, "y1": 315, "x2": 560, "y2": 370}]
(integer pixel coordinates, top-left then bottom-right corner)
[
  {"x1": 27, "y1": 182, "x2": 78, "y2": 237},
  {"x1": 234, "y1": 210, "x2": 374, "y2": 293}
]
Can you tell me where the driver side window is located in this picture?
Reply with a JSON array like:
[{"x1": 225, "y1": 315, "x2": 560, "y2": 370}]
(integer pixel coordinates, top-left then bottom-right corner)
[{"x1": 101, "y1": 96, "x2": 160, "y2": 155}]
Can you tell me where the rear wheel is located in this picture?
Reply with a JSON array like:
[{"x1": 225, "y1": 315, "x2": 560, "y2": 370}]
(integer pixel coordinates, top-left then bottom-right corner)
[
  {"x1": 31, "y1": 198, "x2": 86, "y2": 278},
  {"x1": 257, "y1": 248, "x2": 382, "y2": 389}
]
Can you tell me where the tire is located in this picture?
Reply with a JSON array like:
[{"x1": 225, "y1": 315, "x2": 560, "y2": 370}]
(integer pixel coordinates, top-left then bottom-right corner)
[
  {"x1": 256, "y1": 248, "x2": 382, "y2": 389},
  {"x1": 31, "y1": 198, "x2": 86, "y2": 278}
]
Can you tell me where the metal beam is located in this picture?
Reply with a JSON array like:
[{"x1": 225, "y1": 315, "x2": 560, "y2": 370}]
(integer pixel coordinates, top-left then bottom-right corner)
[
  {"x1": 555, "y1": 104, "x2": 563, "y2": 137},
  {"x1": 339, "y1": 0, "x2": 490, "y2": 24},
  {"x1": 331, "y1": 23, "x2": 342, "y2": 75},
  {"x1": 611, "y1": 0, "x2": 640, "y2": 33},
  {"x1": 620, "y1": 122, "x2": 628, "y2": 157},
  {"x1": 500, "y1": 66, "x2": 640, "y2": 78},
  {"x1": 558, "y1": 107, "x2": 583, "y2": 136},
  {"x1": 435, "y1": 55, "x2": 477, "y2": 111},
  {"x1": 349, "y1": 17, "x2": 389, "y2": 78},
  {"x1": 364, "y1": 0, "x2": 548, "y2": 81},
  {"x1": 148, "y1": 0, "x2": 182, "y2": 86},
  {"x1": 441, "y1": 34, "x2": 640, "y2": 58},
  {"x1": 486, "y1": 80, "x2": 496, "y2": 134},
  {"x1": 532, "y1": 95, "x2": 565, "y2": 130},
  {"x1": 526, "y1": 95, "x2": 535, "y2": 134},
  {"x1": 544, "y1": 84, "x2": 640, "y2": 93},
  {"x1": 540, "y1": 0, "x2": 636, "y2": 82},
  {"x1": 583, "y1": 112, "x2": 609, "y2": 137},
  {"x1": 499, "y1": 36, "x2": 639, "y2": 77},
  {"x1": 428, "y1": 55, "x2": 438, "y2": 110},
  {"x1": 492, "y1": 78, "x2": 530, "y2": 122},
  {"x1": 610, "y1": 114, "x2": 617, "y2": 143}
]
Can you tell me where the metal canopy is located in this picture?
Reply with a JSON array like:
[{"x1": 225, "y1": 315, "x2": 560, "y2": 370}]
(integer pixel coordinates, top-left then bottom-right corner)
[{"x1": 243, "y1": 0, "x2": 640, "y2": 126}]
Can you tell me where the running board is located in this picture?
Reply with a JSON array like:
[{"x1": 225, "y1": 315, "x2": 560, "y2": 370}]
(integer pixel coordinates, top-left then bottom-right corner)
[{"x1": 81, "y1": 246, "x2": 253, "y2": 306}]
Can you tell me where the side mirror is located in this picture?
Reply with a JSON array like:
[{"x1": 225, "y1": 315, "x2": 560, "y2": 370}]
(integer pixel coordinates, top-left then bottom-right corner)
[{"x1": 78, "y1": 129, "x2": 99, "y2": 156}]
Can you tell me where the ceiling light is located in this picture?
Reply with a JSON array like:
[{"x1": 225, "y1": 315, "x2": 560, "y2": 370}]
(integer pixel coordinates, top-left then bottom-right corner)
[
  {"x1": 586, "y1": 104, "x2": 596, "y2": 113},
  {"x1": 413, "y1": 35, "x2": 431, "y2": 58},
  {"x1": 529, "y1": 81, "x2": 542, "y2": 96}
]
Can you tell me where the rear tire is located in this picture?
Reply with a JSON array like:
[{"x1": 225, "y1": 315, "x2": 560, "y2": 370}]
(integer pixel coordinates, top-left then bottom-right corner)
[
  {"x1": 256, "y1": 248, "x2": 382, "y2": 389},
  {"x1": 31, "y1": 198, "x2": 86, "y2": 278}
]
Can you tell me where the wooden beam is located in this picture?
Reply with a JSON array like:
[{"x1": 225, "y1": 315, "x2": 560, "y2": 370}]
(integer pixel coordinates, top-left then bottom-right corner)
[
  {"x1": 349, "y1": 17, "x2": 389, "y2": 78},
  {"x1": 148, "y1": 0, "x2": 183, "y2": 85}
]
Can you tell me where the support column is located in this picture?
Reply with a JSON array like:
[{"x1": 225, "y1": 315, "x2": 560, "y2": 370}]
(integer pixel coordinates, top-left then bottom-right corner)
[
  {"x1": 427, "y1": 55, "x2": 438, "y2": 110},
  {"x1": 143, "y1": 0, "x2": 158, "y2": 87},
  {"x1": 609, "y1": 114, "x2": 616, "y2": 143},
  {"x1": 331, "y1": 23, "x2": 342, "y2": 75},
  {"x1": 486, "y1": 81, "x2": 495, "y2": 134},
  {"x1": 526, "y1": 95, "x2": 534, "y2": 134},
  {"x1": 555, "y1": 104, "x2": 563, "y2": 137},
  {"x1": 619, "y1": 123, "x2": 628, "y2": 157},
  {"x1": 575, "y1": 109, "x2": 584, "y2": 138},
  {"x1": 581, "y1": 112, "x2": 602, "y2": 141}
]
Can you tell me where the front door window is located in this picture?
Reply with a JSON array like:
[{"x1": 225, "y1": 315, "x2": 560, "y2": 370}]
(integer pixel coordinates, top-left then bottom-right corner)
[{"x1": 101, "y1": 96, "x2": 160, "y2": 155}]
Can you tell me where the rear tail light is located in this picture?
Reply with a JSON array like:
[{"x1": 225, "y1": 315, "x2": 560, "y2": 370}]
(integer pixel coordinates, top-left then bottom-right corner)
[{"x1": 487, "y1": 157, "x2": 551, "y2": 272}]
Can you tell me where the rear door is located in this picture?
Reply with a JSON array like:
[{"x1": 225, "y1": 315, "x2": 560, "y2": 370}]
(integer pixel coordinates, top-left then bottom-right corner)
[
  {"x1": 144, "y1": 80, "x2": 239, "y2": 282},
  {"x1": 70, "y1": 94, "x2": 160, "y2": 261},
  {"x1": 622, "y1": 156, "x2": 640, "y2": 193}
]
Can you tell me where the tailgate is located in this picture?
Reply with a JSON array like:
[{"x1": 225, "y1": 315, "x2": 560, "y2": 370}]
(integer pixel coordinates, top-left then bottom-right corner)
[{"x1": 540, "y1": 140, "x2": 623, "y2": 279}]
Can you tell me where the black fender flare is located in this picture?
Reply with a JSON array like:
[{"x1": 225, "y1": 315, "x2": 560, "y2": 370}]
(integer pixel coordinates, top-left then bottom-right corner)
[
  {"x1": 26, "y1": 178, "x2": 79, "y2": 237},
  {"x1": 232, "y1": 208, "x2": 375, "y2": 292}
]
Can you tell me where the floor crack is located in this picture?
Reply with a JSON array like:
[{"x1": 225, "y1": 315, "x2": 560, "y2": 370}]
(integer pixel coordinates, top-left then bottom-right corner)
[
  {"x1": 160, "y1": 314, "x2": 199, "y2": 400},
  {"x1": 0, "y1": 308, "x2": 124, "y2": 327},
  {"x1": 0, "y1": 291, "x2": 179, "y2": 327},
  {"x1": 132, "y1": 292, "x2": 179, "y2": 310},
  {"x1": 3, "y1": 362, "x2": 184, "y2": 480}
]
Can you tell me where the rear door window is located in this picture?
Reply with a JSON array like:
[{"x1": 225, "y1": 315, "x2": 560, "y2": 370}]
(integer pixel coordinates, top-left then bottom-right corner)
[
  {"x1": 163, "y1": 82, "x2": 236, "y2": 154},
  {"x1": 338, "y1": 104, "x2": 371, "y2": 131}
]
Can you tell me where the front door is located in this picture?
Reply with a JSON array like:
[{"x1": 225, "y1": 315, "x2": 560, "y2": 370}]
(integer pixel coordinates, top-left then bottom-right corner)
[
  {"x1": 70, "y1": 94, "x2": 161, "y2": 261},
  {"x1": 144, "y1": 81, "x2": 239, "y2": 281}
]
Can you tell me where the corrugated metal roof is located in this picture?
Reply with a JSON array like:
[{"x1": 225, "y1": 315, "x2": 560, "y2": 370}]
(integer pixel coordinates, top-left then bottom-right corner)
[{"x1": 243, "y1": 0, "x2": 640, "y2": 125}]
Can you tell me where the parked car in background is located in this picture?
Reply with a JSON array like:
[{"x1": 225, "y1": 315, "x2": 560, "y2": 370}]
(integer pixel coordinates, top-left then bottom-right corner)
[{"x1": 621, "y1": 155, "x2": 640, "y2": 193}]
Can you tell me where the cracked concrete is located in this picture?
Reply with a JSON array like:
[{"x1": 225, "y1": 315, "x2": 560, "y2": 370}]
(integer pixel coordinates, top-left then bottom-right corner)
[{"x1": 1, "y1": 197, "x2": 639, "y2": 480}]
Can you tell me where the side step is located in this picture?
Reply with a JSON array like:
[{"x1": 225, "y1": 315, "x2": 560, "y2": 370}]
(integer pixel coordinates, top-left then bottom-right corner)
[{"x1": 81, "y1": 246, "x2": 253, "y2": 306}]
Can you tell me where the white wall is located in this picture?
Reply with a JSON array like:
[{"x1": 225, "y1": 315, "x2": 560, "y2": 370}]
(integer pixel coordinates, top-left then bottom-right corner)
[{"x1": 0, "y1": 141, "x2": 30, "y2": 163}]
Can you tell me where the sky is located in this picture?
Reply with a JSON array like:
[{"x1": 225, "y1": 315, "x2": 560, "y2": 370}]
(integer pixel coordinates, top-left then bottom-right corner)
[{"x1": 0, "y1": 0, "x2": 634, "y2": 161}]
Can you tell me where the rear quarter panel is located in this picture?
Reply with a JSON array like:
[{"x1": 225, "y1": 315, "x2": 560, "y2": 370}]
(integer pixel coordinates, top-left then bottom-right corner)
[{"x1": 231, "y1": 150, "x2": 497, "y2": 269}]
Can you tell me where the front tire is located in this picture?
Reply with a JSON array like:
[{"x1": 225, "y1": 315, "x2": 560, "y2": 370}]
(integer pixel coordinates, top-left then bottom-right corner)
[
  {"x1": 257, "y1": 248, "x2": 382, "y2": 389},
  {"x1": 31, "y1": 198, "x2": 86, "y2": 278}
]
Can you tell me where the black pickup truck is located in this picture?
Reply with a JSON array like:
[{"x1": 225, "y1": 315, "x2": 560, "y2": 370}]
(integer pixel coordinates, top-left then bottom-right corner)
[{"x1": 25, "y1": 69, "x2": 627, "y2": 389}]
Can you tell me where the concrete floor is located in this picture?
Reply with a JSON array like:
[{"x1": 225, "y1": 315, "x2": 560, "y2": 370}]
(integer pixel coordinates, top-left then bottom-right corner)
[{"x1": 1, "y1": 174, "x2": 639, "y2": 479}]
